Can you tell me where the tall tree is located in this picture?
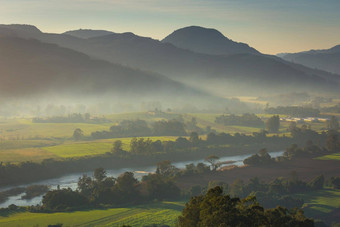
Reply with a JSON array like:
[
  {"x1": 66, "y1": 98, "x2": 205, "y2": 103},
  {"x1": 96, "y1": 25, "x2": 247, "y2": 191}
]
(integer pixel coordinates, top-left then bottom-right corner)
[
  {"x1": 266, "y1": 115, "x2": 280, "y2": 133},
  {"x1": 73, "y1": 128, "x2": 84, "y2": 140},
  {"x1": 204, "y1": 155, "x2": 220, "y2": 171}
]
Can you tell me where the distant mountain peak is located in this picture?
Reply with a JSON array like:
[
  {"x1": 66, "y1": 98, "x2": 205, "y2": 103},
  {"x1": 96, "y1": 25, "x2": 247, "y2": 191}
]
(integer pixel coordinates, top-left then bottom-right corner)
[
  {"x1": 162, "y1": 26, "x2": 259, "y2": 55},
  {"x1": 0, "y1": 24, "x2": 41, "y2": 34},
  {"x1": 63, "y1": 29, "x2": 114, "y2": 39}
]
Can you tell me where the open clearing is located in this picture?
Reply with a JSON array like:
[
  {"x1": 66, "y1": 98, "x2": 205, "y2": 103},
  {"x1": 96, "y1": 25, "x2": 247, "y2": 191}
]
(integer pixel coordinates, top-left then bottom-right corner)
[
  {"x1": 0, "y1": 201, "x2": 184, "y2": 227},
  {"x1": 43, "y1": 136, "x2": 177, "y2": 158},
  {"x1": 299, "y1": 188, "x2": 340, "y2": 223},
  {"x1": 0, "y1": 136, "x2": 178, "y2": 162},
  {"x1": 317, "y1": 152, "x2": 340, "y2": 161},
  {"x1": 0, "y1": 119, "x2": 110, "y2": 139}
]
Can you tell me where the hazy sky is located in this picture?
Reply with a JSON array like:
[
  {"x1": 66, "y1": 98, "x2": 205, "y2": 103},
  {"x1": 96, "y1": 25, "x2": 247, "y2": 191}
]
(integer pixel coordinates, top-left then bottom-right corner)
[{"x1": 1, "y1": 0, "x2": 339, "y2": 54}]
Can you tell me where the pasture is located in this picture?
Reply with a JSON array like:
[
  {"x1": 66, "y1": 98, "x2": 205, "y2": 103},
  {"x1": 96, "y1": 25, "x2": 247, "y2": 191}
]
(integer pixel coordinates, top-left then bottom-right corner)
[
  {"x1": 316, "y1": 152, "x2": 340, "y2": 161},
  {"x1": 43, "y1": 137, "x2": 178, "y2": 158},
  {"x1": 0, "y1": 112, "x2": 332, "y2": 163},
  {"x1": 299, "y1": 188, "x2": 340, "y2": 223},
  {"x1": 0, "y1": 136, "x2": 178, "y2": 163},
  {"x1": 0, "y1": 201, "x2": 185, "y2": 227},
  {"x1": 0, "y1": 118, "x2": 110, "y2": 139}
]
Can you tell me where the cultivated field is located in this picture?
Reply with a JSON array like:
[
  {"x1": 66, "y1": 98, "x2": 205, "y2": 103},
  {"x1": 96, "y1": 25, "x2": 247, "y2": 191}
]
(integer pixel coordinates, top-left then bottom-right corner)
[{"x1": 0, "y1": 201, "x2": 185, "y2": 227}]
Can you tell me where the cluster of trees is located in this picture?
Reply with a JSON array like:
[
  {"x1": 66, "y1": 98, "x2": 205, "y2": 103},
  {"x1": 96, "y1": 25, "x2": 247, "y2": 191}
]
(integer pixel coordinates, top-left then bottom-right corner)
[
  {"x1": 215, "y1": 113, "x2": 264, "y2": 127},
  {"x1": 243, "y1": 149, "x2": 274, "y2": 166},
  {"x1": 188, "y1": 173, "x2": 327, "y2": 211},
  {"x1": 265, "y1": 106, "x2": 320, "y2": 117},
  {"x1": 284, "y1": 130, "x2": 340, "y2": 158},
  {"x1": 91, "y1": 119, "x2": 187, "y2": 139},
  {"x1": 33, "y1": 113, "x2": 109, "y2": 124},
  {"x1": 40, "y1": 168, "x2": 180, "y2": 211},
  {"x1": 179, "y1": 186, "x2": 314, "y2": 227},
  {"x1": 110, "y1": 130, "x2": 292, "y2": 157}
]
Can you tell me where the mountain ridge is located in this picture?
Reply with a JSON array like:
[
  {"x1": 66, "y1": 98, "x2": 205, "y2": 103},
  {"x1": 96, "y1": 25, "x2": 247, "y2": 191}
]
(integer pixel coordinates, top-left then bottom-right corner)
[
  {"x1": 279, "y1": 44, "x2": 340, "y2": 75},
  {"x1": 0, "y1": 24, "x2": 338, "y2": 96},
  {"x1": 162, "y1": 26, "x2": 260, "y2": 55}
]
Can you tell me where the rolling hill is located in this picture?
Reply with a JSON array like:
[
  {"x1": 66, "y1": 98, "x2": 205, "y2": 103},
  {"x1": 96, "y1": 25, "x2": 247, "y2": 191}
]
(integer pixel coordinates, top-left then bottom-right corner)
[
  {"x1": 162, "y1": 26, "x2": 260, "y2": 55},
  {"x1": 0, "y1": 36, "x2": 232, "y2": 112},
  {"x1": 279, "y1": 45, "x2": 340, "y2": 75}
]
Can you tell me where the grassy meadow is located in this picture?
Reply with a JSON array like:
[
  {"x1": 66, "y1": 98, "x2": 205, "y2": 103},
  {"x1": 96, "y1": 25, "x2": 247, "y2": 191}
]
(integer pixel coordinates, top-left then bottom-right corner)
[
  {"x1": 0, "y1": 201, "x2": 185, "y2": 227},
  {"x1": 316, "y1": 152, "x2": 340, "y2": 161},
  {"x1": 0, "y1": 111, "x2": 332, "y2": 163},
  {"x1": 299, "y1": 188, "x2": 340, "y2": 222}
]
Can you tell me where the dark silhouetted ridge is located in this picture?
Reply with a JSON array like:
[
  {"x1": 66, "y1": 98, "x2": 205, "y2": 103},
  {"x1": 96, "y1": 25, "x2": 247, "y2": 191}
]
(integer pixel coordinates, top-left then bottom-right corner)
[{"x1": 162, "y1": 26, "x2": 259, "y2": 55}]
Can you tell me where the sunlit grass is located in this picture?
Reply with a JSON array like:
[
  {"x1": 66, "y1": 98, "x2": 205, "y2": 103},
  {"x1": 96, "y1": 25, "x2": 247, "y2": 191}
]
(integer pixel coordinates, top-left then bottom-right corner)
[
  {"x1": 0, "y1": 119, "x2": 110, "y2": 139},
  {"x1": 299, "y1": 188, "x2": 340, "y2": 214},
  {"x1": 0, "y1": 201, "x2": 185, "y2": 227},
  {"x1": 316, "y1": 152, "x2": 340, "y2": 161},
  {"x1": 43, "y1": 136, "x2": 178, "y2": 158}
]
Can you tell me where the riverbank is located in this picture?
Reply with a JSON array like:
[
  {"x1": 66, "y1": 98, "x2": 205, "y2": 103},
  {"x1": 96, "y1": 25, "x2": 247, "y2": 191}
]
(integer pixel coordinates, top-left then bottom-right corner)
[
  {"x1": 0, "y1": 149, "x2": 284, "y2": 207},
  {"x1": 0, "y1": 142, "x2": 290, "y2": 190}
]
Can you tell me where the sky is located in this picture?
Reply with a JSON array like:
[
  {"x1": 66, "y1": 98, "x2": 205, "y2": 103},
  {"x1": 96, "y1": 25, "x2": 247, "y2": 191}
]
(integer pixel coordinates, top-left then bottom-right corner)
[{"x1": 0, "y1": 0, "x2": 339, "y2": 54}]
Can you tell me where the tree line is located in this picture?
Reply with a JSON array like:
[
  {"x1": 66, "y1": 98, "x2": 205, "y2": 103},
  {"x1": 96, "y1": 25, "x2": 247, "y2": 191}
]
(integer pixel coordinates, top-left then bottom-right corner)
[
  {"x1": 33, "y1": 113, "x2": 110, "y2": 124},
  {"x1": 32, "y1": 167, "x2": 180, "y2": 212}
]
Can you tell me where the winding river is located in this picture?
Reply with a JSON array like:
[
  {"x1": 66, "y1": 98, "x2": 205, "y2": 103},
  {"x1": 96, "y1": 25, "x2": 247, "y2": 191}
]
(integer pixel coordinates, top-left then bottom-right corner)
[{"x1": 0, "y1": 151, "x2": 283, "y2": 208}]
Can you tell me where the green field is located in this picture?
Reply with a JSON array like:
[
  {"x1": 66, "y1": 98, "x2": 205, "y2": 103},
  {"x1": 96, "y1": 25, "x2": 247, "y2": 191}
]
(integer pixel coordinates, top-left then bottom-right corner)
[
  {"x1": 0, "y1": 201, "x2": 185, "y2": 227},
  {"x1": 299, "y1": 188, "x2": 340, "y2": 217},
  {"x1": 43, "y1": 137, "x2": 177, "y2": 158},
  {"x1": 0, "y1": 112, "x2": 332, "y2": 163},
  {"x1": 0, "y1": 136, "x2": 178, "y2": 162},
  {"x1": 316, "y1": 152, "x2": 340, "y2": 161},
  {"x1": 0, "y1": 119, "x2": 110, "y2": 139}
]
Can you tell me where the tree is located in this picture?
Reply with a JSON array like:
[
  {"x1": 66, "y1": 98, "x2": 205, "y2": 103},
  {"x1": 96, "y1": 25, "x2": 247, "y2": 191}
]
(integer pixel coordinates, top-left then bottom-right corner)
[
  {"x1": 204, "y1": 155, "x2": 220, "y2": 171},
  {"x1": 143, "y1": 174, "x2": 180, "y2": 200},
  {"x1": 266, "y1": 115, "x2": 280, "y2": 133},
  {"x1": 42, "y1": 188, "x2": 88, "y2": 211},
  {"x1": 288, "y1": 121, "x2": 297, "y2": 133},
  {"x1": 326, "y1": 130, "x2": 339, "y2": 152},
  {"x1": 77, "y1": 174, "x2": 93, "y2": 197},
  {"x1": 113, "y1": 172, "x2": 139, "y2": 203},
  {"x1": 112, "y1": 140, "x2": 123, "y2": 153},
  {"x1": 189, "y1": 132, "x2": 200, "y2": 146},
  {"x1": 156, "y1": 160, "x2": 178, "y2": 177},
  {"x1": 94, "y1": 167, "x2": 106, "y2": 182},
  {"x1": 308, "y1": 175, "x2": 324, "y2": 190},
  {"x1": 178, "y1": 186, "x2": 314, "y2": 227},
  {"x1": 73, "y1": 128, "x2": 84, "y2": 140}
]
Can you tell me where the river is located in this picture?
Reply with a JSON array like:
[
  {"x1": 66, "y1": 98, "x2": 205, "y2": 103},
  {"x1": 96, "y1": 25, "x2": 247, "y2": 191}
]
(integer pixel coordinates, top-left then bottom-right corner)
[{"x1": 0, "y1": 150, "x2": 283, "y2": 207}]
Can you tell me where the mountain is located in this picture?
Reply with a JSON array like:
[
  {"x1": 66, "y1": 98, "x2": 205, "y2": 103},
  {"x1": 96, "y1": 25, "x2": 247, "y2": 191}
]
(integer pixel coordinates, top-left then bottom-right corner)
[
  {"x1": 0, "y1": 36, "x2": 234, "y2": 113},
  {"x1": 63, "y1": 29, "x2": 115, "y2": 39},
  {"x1": 279, "y1": 45, "x2": 340, "y2": 75},
  {"x1": 162, "y1": 26, "x2": 260, "y2": 55},
  {"x1": 0, "y1": 24, "x2": 338, "y2": 96}
]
